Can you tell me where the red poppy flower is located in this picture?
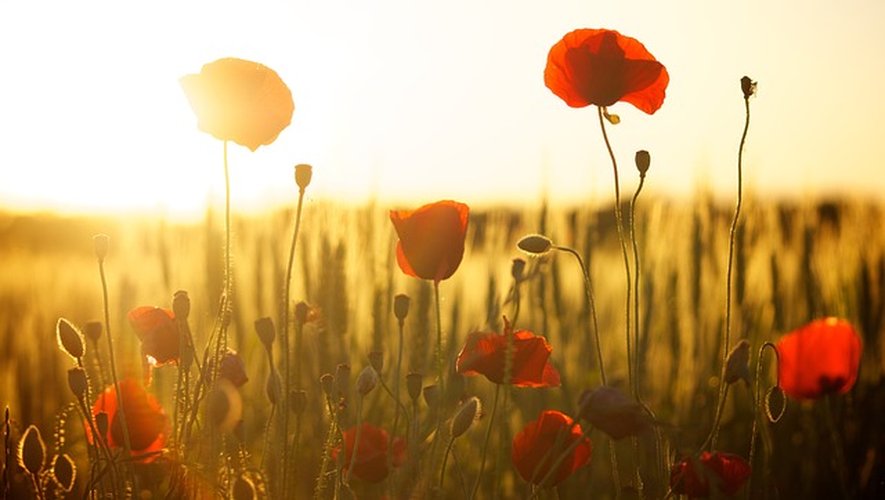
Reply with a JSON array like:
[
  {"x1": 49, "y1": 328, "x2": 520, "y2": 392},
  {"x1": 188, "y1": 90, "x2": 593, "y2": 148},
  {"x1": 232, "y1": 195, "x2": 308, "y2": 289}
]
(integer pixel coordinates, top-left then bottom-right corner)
[
  {"x1": 456, "y1": 329, "x2": 561, "y2": 388},
  {"x1": 90, "y1": 379, "x2": 167, "y2": 458},
  {"x1": 389, "y1": 200, "x2": 469, "y2": 283},
  {"x1": 545, "y1": 29, "x2": 668, "y2": 113},
  {"x1": 670, "y1": 451, "x2": 751, "y2": 497},
  {"x1": 776, "y1": 318, "x2": 862, "y2": 400},
  {"x1": 180, "y1": 57, "x2": 294, "y2": 151},
  {"x1": 332, "y1": 423, "x2": 406, "y2": 483},
  {"x1": 128, "y1": 306, "x2": 180, "y2": 367},
  {"x1": 512, "y1": 410, "x2": 591, "y2": 486}
]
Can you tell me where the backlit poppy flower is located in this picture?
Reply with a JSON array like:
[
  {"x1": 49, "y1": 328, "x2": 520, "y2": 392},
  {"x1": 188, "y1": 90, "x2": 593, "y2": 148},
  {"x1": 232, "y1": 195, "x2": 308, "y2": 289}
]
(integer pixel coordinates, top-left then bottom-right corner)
[
  {"x1": 219, "y1": 349, "x2": 249, "y2": 387},
  {"x1": 545, "y1": 29, "x2": 668, "y2": 114},
  {"x1": 577, "y1": 386, "x2": 651, "y2": 440},
  {"x1": 390, "y1": 200, "x2": 469, "y2": 283},
  {"x1": 512, "y1": 410, "x2": 591, "y2": 486},
  {"x1": 90, "y1": 379, "x2": 167, "y2": 458},
  {"x1": 332, "y1": 423, "x2": 406, "y2": 483},
  {"x1": 456, "y1": 328, "x2": 561, "y2": 388},
  {"x1": 670, "y1": 451, "x2": 751, "y2": 497},
  {"x1": 180, "y1": 57, "x2": 294, "y2": 151},
  {"x1": 128, "y1": 306, "x2": 180, "y2": 367},
  {"x1": 776, "y1": 317, "x2": 862, "y2": 400}
]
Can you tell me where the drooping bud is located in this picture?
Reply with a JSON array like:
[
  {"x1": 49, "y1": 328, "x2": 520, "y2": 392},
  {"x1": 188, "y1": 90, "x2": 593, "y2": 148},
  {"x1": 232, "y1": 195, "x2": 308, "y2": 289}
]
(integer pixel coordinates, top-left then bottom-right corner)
[
  {"x1": 356, "y1": 366, "x2": 379, "y2": 396},
  {"x1": 67, "y1": 367, "x2": 88, "y2": 401},
  {"x1": 83, "y1": 321, "x2": 102, "y2": 343},
  {"x1": 765, "y1": 386, "x2": 786, "y2": 423},
  {"x1": 290, "y1": 389, "x2": 308, "y2": 415},
  {"x1": 93, "y1": 234, "x2": 109, "y2": 261},
  {"x1": 172, "y1": 290, "x2": 190, "y2": 320},
  {"x1": 517, "y1": 234, "x2": 553, "y2": 255},
  {"x1": 320, "y1": 373, "x2": 335, "y2": 398},
  {"x1": 724, "y1": 340, "x2": 751, "y2": 385},
  {"x1": 451, "y1": 396, "x2": 480, "y2": 439},
  {"x1": 295, "y1": 163, "x2": 313, "y2": 192},
  {"x1": 741, "y1": 76, "x2": 757, "y2": 99},
  {"x1": 393, "y1": 294, "x2": 411, "y2": 322},
  {"x1": 511, "y1": 258, "x2": 526, "y2": 282},
  {"x1": 406, "y1": 372, "x2": 423, "y2": 402},
  {"x1": 368, "y1": 351, "x2": 384, "y2": 373},
  {"x1": 603, "y1": 108, "x2": 620, "y2": 125},
  {"x1": 635, "y1": 150, "x2": 650, "y2": 177},
  {"x1": 51, "y1": 453, "x2": 77, "y2": 492},
  {"x1": 254, "y1": 317, "x2": 276, "y2": 349},
  {"x1": 18, "y1": 424, "x2": 46, "y2": 476},
  {"x1": 56, "y1": 318, "x2": 84, "y2": 360}
]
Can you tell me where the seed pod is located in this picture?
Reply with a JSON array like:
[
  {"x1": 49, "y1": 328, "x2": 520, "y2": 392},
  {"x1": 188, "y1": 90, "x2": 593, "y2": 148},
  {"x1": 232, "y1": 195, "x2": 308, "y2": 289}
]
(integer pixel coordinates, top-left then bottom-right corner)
[
  {"x1": 765, "y1": 386, "x2": 786, "y2": 423},
  {"x1": 93, "y1": 234, "x2": 109, "y2": 261},
  {"x1": 83, "y1": 321, "x2": 102, "y2": 343},
  {"x1": 724, "y1": 340, "x2": 751, "y2": 385},
  {"x1": 356, "y1": 366, "x2": 379, "y2": 396},
  {"x1": 18, "y1": 424, "x2": 46, "y2": 476},
  {"x1": 95, "y1": 412, "x2": 109, "y2": 438},
  {"x1": 219, "y1": 350, "x2": 249, "y2": 387},
  {"x1": 451, "y1": 397, "x2": 480, "y2": 439},
  {"x1": 67, "y1": 367, "x2": 88, "y2": 401},
  {"x1": 741, "y1": 76, "x2": 757, "y2": 99},
  {"x1": 406, "y1": 372, "x2": 423, "y2": 402},
  {"x1": 511, "y1": 258, "x2": 526, "y2": 282},
  {"x1": 254, "y1": 317, "x2": 275, "y2": 349},
  {"x1": 368, "y1": 351, "x2": 384, "y2": 373},
  {"x1": 394, "y1": 294, "x2": 411, "y2": 322},
  {"x1": 517, "y1": 234, "x2": 553, "y2": 255},
  {"x1": 172, "y1": 290, "x2": 191, "y2": 320},
  {"x1": 635, "y1": 150, "x2": 651, "y2": 176},
  {"x1": 294, "y1": 301, "x2": 310, "y2": 325},
  {"x1": 295, "y1": 163, "x2": 313, "y2": 191},
  {"x1": 51, "y1": 453, "x2": 77, "y2": 492},
  {"x1": 290, "y1": 390, "x2": 308, "y2": 415},
  {"x1": 57, "y1": 318, "x2": 84, "y2": 360},
  {"x1": 320, "y1": 373, "x2": 335, "y2": 397}
]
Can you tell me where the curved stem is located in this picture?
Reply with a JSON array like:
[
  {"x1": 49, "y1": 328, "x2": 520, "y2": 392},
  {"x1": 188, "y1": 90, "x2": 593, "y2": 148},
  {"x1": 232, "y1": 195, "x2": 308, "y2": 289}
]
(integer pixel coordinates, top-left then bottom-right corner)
[
  {"x1": 554, "y1": 245, "x2": 606, "y2": 385},
  {"x1": 748, "y1": 342, "x2": 779, "y2": 496},
  {"x1": 98, "y1": 258, "x2": 132, "y2": 459},
  {"x1": 597, "y1": 106, "x2": 633, "y2": 394},
  {"x1": 630, "y1": 176, "x2": 646, "y2": 397},
  {"x1": 439, "y1": 436, "x2": 456, "y2": 492},
  {"x1": 470, "y1": 384, "x2": 500, "y2": 500},
  {"x1": 711, "y1": 96, "x2": 750, "y2": 450}
]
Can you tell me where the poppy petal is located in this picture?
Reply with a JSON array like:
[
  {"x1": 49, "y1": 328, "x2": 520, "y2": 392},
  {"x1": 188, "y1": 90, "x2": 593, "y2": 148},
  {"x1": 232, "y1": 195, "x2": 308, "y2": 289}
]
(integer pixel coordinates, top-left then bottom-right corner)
[
  {"x1": 390, "y1": 200, "x2": 469, "y2": 282},
  {"x1": 776, "y1": 318, "x2": 862, "y2": 400},
  {"x1": 512, "y1": 410, "x2": 591, "y2": 486}
]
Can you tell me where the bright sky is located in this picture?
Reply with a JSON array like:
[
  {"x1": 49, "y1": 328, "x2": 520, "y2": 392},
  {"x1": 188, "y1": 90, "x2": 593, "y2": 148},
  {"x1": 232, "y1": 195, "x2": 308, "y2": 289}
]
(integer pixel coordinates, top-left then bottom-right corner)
[{"x1": 1, "y1": 0, "x2": 883, "y2": 219}]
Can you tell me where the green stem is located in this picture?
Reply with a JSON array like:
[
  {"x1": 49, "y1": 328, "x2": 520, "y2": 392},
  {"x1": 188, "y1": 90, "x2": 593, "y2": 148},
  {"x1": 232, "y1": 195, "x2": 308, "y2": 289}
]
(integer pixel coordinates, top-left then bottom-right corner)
[
  {"x1": 711, "y1": 95, "x2": 750, "y2": 450},
  {"x1": 597, "y1": 106, "x2": 633, "y2": 395},
  {"x1": 470, "y1": 384, "x2": 500, "y2": 500},
  {"x1": 98, "y1": 257, "x2": 133, "y2": 460},
  {"x1": 554, "y1": 245, "x2": 606, "y2": 385}
]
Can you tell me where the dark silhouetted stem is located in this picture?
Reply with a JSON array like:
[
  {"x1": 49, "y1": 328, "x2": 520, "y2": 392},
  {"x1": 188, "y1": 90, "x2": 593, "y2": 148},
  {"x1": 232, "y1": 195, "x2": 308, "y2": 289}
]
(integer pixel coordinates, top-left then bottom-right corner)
[
  {"x1": 98, "y1": 257, "x2": 132, "y2": 458},
  {"x1": 470, "y1": 384, "x2": 500, "y2": 500}
]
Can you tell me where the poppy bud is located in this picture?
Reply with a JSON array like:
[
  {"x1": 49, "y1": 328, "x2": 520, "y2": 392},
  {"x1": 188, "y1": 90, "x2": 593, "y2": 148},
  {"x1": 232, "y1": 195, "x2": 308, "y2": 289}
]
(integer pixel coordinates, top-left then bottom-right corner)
[
  {"x1": 577, "y1": 386, "x2": 651, "y2": 440},
  {"x1": 423, "y1": 384, "x2": 439, "y2": 409},
  {"x1": 393, "y1": 294, "x2": 411, "y2": 322},
  {"x1": 51, "y1": 453, "x2": 76, "y2": 492},
  {"x1": 356, "y1": 366, "x2": 379, "y2": 396},
  {"x1": 254, "y1": 317, "x2": 276, "y2": 349},
  {"x1": 295, "y1": 163, "x2": 313, "y2": 192},
  {"x1": 635, "y1": 150, "x2": 650, "y2": 177},
  {"x1": 18, "y1": 425, "x2": 46, "y2": 477},
  {"x1": 741, "y1": 76, "x2": 756, "y2": 99},
  {"x1": 93, "y1": 234, "x2": 109, "y2": 261},
  {"x1": 95, "y1": 412, "x2": 109, "y2": 438},
  {"x1": 335, "y1": 364, "x2": 351, "y2": 398},
  {"x1": 67, "y1": 367, "x2": 88, "y2": 401},
  {"x1": 84, "y1": 321, "x2": 102, "y2": 343},
  {"x1": 266, "y1": 370, "x2": 282, "y2": 405},
  {"x1": 320, "y1": 373, "x2": 335, "y2": 397},
  {"x1": 294, "y1": 301, "x2": 310, "y2": 325},
  {"x1": 406, "y1": 372, "x2": 423, "y2": 402},
  {"x1": 233, "y1": 475, "x2": 257, "y2": 500},
  {"x1": 451, "y1": 396, "x2": 480, "y2": 439},
  {"x1": 368, "y1": 351, "x2": 384, "y2": 373},
  {"x1": 511, "y1": 258, "x2": 526, "y2": 282},
  {"x1": 220, "y1": 350, "x2": 249, "y2": 387},
  {"x1": 57, "y1": 318, "x2": 84, "y2": 360},
  {"x1": 290, "y1": 389, "x2": 308, "y2": 415},
  {"x1": 765, "y1": 385, "x2": 786, "y2": 423},
  {"x1": 724, "y1": 340, "x2": 751, "y2": 385},
  {"x1": 517, "y1": 234, "x2": 553, "y2": 255},
  {"x1": 172, "y1": 290, "x2": 190, "y2": 320}
]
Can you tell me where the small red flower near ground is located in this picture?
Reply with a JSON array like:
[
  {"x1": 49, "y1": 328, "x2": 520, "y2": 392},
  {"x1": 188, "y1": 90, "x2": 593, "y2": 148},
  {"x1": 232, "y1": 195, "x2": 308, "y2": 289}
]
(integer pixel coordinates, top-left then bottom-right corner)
[
  {"x1": 128, "y1": 306, "x2": 180, "y2": 367},
  {"x1": 670, "y1": 451, "x2": 751, "y2": 497},
  {"x1": 90, "y1": 379, "x2": 167, "y2": 457},
  {"x1": 456, "y1": 328, "x2": 561, "y2": 388},
  {"x1": 776, "y1": 317, "x2": 862, "y2": 400},
  {"x1": 180, "y1": 57, "x2": 294, "y2": 151},
  {"x1": 545, "y1": 29, "x2": 669, "y2": 113},
  {"x1": 512, "y1": 410, "x2": 591, "y2": 486},
  {"x1": 389, "y1": 200, "x2": 469, "y2": 283},
  {"x1": 332, "y1": 423, "x2": 406, "y2": 483}
]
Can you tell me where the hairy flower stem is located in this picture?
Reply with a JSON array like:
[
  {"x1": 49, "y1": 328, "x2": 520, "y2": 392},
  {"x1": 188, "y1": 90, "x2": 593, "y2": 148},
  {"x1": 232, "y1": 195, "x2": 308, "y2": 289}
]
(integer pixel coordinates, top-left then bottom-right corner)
[
  {"x1": 97, "y1": 256, "x2": 133, "y2": 464},
  {"x1": 554, "y1": 245, "x2": 606, "y2": 385},
  {"x1": 439, "y1": 435, "x2": 456, "y2": 492},
  {"x1": 629, "y1": 177, "x2": 645, "y2": 397},
  {"x1": 470, "y1": 384, "x2": 500, "y2": 500},
  {"x1": 748, "y1": 342, "x2": 779, "y2": 496},
  {"x1": 710, "y1": 93, "x2": 751, "y2": 450},
  {"x1": 429, "y1": 280, "x2": 445, "y2": 473},
  {"x1": 597, "y1": 106, "x2": 634, "y2": 394},
  {"x1": 345, "y1": 396, "x2": 364, "y2": 486}
]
